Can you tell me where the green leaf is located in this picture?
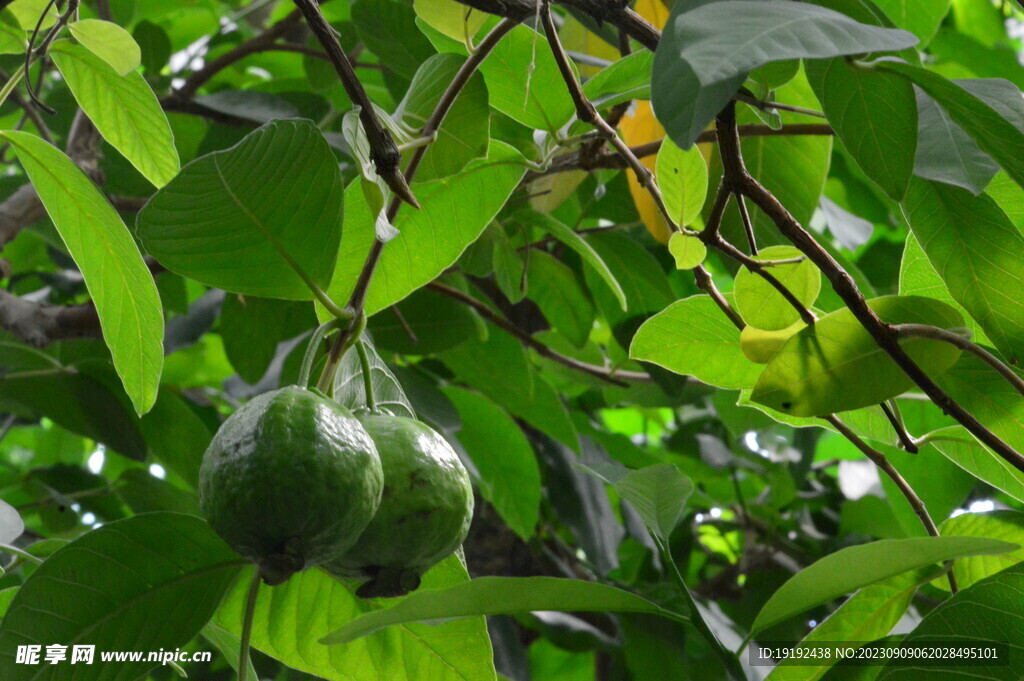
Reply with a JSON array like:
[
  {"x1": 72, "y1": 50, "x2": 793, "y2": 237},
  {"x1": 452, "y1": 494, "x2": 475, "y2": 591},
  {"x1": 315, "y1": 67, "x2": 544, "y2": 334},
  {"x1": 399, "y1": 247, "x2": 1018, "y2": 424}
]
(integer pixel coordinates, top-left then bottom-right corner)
[
  {"x1": 631, "y1": 295, "x2": 762, "y2": 390},
  {"x1": 876, "y1": 61, "x2": 1024, "y2": 191},
  {"x1": 368, "y1": 286, "x2": 479, "y2": 355},
  {"x1": 653, "y1": 1, "x2": 916, "y2": 147},
  {"x1": 50, "y1": 41, "x2": 177, "y2": 188},
  {"x1": 138, "y1": 119, "x2": 344, "y2": 300},
  {"x1": 0, "y1": 513, "x2": 244, "y2": 681},
  {"x1": 529, "y1": 214, "x2": 627, "y2": 311},
  {"x1": 427, "y1": 23, "x2": 575, "y2": 131},
  {"x1": 443, "y1": 386, "x2": 541, "y2": 540},
  {"x1": 752, "y1": 536, "x2": 1017, "y2": 634},
  {"x1": 588, "y1": 463, "x2": 693, "y2": 545},
  {"x1": 334, "y1": 338, "x2": 416, "y2": 419},
  {"x1": 898, "y1": 232, "x2": 990, "y2": 345},
  {"x1": 582, "y1": 51, "x2": 653, "y2": 109},
  {"x1": 937, "y1": 511, "x2": 1024, "y2": 591},
  {"x1": 397, "y1": 53, "x2": 489, "y2": 181},
  {"x1": 878, "y1": 561, "x2": 1024, "y2": 680},
  {"x1": 413, "y1": 0, "x2": 487, "y2": 44},
  {"x1": 1, "y1": 131, "x2": 163, "y2": 415},
  {"x1": 871, "y1": 0, "x2": 949, "y2": 45},
  {"x1": 740, "y1": 321, "x2": 806, "y2": 364},
  {"x1": 68, "y1": 19, "x2": 141, "y2": 75},
  {"x1": 766, "y1": 570, "x2": 938, "y2": 681},
  {"x1": 442, "y1": 320, "x2": 579, "y2": 450},
  {"x1": 321, "y1": 576, "x2": 688, "y2": 645},
  {"x1": 0, "y1": 10, "x2": 25, "y2": 55},
  {"x1": 329, "y1": 142, "x2": 524, "y2": 315},
  {"x1": 656, "y1": 138, "x2": 708, "y2": 227},
  {"x1": 929, "y1": 427, "x2": 1024, "y2": 504},
  {"x1": 526, "y1": 250, "x2": 594, "y2": 348},
  {"x1": 582, "y1": 232, "x2": 675, "y2": 327},
  {"x1": 220, "y1": 296, "x2": 314, "y2": 384},
  {"x1": 913, "y1": 88, "x2": 999, "y2": 194},
  {"x1": 806, "y1": 57, "x2": 917, "y2": 200},
  {"x1": 752, "y1": 296, "x2": 964, "y2": 416},
  {"x1": 352, "y1": 0, "x2": 436, "y2": 80},
  {"x1": 681, "y1": 2, "x2": 917, "y2": 85},
  {"x1": 734, "y1": 246, "x2": 821, "y2": 331},
  {"x1": 937, "y1": 355, "x2": 1024, "y2": 455},
  {"x1": 901, "y1": 178, "x2": 1024, "y2": 365},
  {"x1": 215, "y1": 557, "x2": 496, "y2": 681},
  {"x1": 116, "y1": 469, "x2": 199, "y2": 515},
  {"x1": 667, "y1": 232, "x2": 706, "y2": 270},
  {"x1": 0, "y1": 348, "x2": 147, "y2": 459}
]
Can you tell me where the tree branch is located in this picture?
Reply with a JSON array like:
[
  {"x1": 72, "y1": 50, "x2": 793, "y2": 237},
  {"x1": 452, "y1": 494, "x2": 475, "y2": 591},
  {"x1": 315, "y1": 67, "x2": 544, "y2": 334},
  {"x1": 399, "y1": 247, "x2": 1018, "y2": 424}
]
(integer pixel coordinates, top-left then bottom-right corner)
[
  {"x1": 167, "y1": 10, "x2": 303, "y2": 101},
  {"x1": 893, "y1": 324, "x2": 1024, "y2": 398},
  {"x1": 714, "y1": 104, "x2": 1024, "y2": 472},
  {"x1": 531, "y1": 125, "x2": 834, "y2": 181},
  {"x1": 291, "y1": 0, "x2": 418, "y2": 209},
  {"x1": 322, "y1": 20, "x2": 516, "y2": 370},
  {"x1": 0, "y1": 289, "x2": 100, "y2": 346},
  {"x1": 428, "y1": 281, "x2": 650, "y2": 386},
  {"x1": 453, "y1": 0, "x2": 660, "y2": 51},
  {"x1": 826, "y1": 415, "x2": 957, "y2": 592}
]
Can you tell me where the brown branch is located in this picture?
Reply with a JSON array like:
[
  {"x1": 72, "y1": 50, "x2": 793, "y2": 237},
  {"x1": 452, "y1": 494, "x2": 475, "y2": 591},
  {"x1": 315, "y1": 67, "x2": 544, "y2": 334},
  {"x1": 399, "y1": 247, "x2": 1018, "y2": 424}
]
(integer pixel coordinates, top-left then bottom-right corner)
[
  {"x1": 709, "y1": 237, "x2": 817, "y2": 326},
  {"x1": 881, "y1": 401, "x2": 919, "y2": 454},
  {"x1": 529, "y1": 124, "x2": 835, "y2": 180},
  {"x1": 827, "y1": 415, "x2": 957, "y2": 592},
  {"x1": 893, "y1": 324, "x2": 1024, "y2": 398},
  {"x1": 428, "y1": 281, "x2": 651, "y2": 386},
  {"x1": 323, "y1": 20, "x2": 516, "y2": 368},
  {"x1": 0, "y1": 290, "x2": 100, "y2": 346},
  {"x1": 291, "y1": 0, "x2": 418, "y2": 208},
  {"x1": 169, "y1": 10, "x2": 303, "y2": 101},
  {"x1": 453, "y1": 0, "x2": 660, "y2": 51},
  {"x1": 715, "y1": 104, "x2": 1024, "y2": 472}
]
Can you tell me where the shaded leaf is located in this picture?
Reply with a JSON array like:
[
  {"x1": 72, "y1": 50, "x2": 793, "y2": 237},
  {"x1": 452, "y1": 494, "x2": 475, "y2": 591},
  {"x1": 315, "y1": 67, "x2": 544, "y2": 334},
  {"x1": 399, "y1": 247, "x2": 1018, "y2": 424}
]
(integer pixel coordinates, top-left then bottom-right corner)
[
  {"x1": 322, "y1": 576, "x2": 688, "y2": 645},
  {"x1": 752, "y1": 296, "x2": 964, "y2": 416},
  {"x1": 752, "y1": 536, "x2": 1016, "y2": 634}
]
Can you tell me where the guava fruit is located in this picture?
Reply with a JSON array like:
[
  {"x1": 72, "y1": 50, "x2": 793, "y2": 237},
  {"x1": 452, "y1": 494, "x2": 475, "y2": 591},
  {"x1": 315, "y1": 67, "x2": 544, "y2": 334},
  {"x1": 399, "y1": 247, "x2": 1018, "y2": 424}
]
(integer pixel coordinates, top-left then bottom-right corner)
[
  {"x1": 199, "y1": 387, "x2": 384, "y2": 585},
  {"x1": 326, "y1": 413, "x2": 474, "y2": 598}
]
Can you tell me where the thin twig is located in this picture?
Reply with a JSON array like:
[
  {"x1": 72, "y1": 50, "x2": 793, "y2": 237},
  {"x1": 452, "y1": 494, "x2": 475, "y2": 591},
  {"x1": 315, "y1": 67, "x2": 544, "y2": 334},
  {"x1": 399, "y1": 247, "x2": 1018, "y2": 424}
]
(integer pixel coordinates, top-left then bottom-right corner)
[
  {"x1": 893, "y1": 324, "x2": 1024, "y2": 398},
  {"x1": 735, "y1": 192, "x2": 757, "y2": 255},
  {"x1": 881, "y1": 401, "x2": 919, "y2": 454},
  {"x1": 827, "y1": 415, "x2": 957, "y2": 593},
  {"x1": 710, "y1": 238, "x2": 817, "y2": 326},
  {"x1": 531, "y1": 125, "x2": 835, "y2": 180},
  {"x1": 428, "y1": 281, "x2": 651, "y2": 386},
  {"x1": 167, "y1": 11, "x2": 303, "y2": 99}
]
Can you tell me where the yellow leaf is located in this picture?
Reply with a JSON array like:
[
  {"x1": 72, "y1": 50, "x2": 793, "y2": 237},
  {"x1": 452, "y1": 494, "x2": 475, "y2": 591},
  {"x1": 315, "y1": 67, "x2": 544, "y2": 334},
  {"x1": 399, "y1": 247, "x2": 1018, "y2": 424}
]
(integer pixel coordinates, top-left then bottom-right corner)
[
  {"x1": 620, "y1": 100, "x2": 670, "y2": 242},
  {"x1": 617, "y1": 0, "x2": 672, "y2": 242}
]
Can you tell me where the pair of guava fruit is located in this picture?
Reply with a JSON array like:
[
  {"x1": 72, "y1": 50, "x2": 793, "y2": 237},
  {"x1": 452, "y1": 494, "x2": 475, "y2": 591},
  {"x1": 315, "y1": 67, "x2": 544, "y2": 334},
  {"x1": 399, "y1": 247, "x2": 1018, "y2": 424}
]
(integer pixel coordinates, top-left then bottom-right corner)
[{"x1": 198, "y1": 386, "x2": 473, "y2": 597}]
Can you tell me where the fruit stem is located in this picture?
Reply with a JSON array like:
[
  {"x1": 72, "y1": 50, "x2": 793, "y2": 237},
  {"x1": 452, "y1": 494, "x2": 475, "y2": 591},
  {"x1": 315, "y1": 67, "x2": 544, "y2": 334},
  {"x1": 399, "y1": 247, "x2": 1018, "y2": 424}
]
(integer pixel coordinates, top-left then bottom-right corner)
[
  {"x1": 355, "y1": 340, "x2": 376, "y2": 411},
  {"x1": 298, "y1": 318, "x2": 348, "y2": 389},
  {"x1": 238, "y1": 569, "x2": 261, "y2": 681},
  {"x1": 315, "y1": 313, "x2": 366, "y2": 395}
]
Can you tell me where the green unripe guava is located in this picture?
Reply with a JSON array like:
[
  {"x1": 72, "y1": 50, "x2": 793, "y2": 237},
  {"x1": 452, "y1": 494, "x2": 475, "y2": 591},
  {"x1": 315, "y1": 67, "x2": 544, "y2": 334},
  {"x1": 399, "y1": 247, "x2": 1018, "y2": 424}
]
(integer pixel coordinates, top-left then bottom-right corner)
[
  {"x1": 199, "y1": 387, "x2": 384, "y2": 585},
  {"x1": 326, "y1": 413, "x2": 474, "y2": 598}
]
